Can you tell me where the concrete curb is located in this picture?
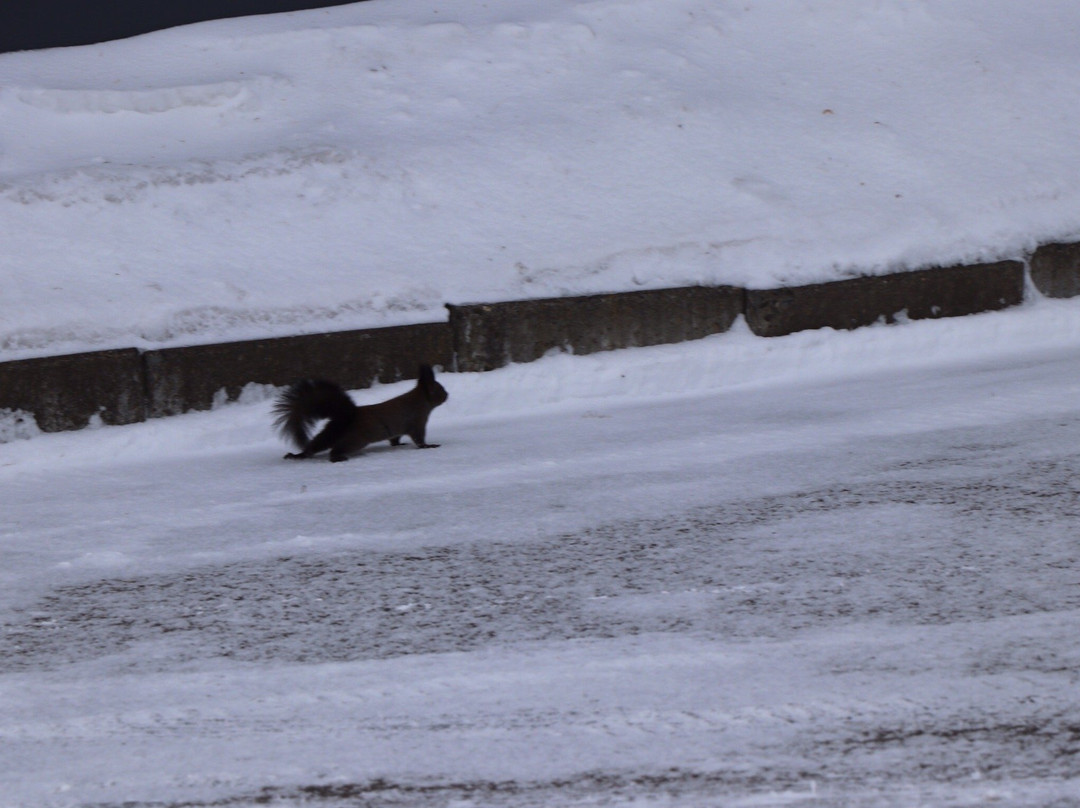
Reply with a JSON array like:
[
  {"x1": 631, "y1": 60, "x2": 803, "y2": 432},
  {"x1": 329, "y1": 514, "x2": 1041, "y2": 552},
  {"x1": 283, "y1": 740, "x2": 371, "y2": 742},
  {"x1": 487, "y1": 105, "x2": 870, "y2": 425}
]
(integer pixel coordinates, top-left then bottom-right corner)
[
  {"x1": 143, "y1": 323, "x2": 452, "y2": 418},
  {"x1": 0, "y1": 348, "x2": 145, "y2": 433},
  {"x1": 745, "y1": 260, "x2": 1024, "y2": 337},
  {"x1": 447, "y1": 285, "x2": 744, "y2": 372},
  {"x1": 1030, "y1": 242, "x2": 1080, "y2": 298},
  {"x1": 1, "y1": 245, "x2": 1077, "y2": 436}
]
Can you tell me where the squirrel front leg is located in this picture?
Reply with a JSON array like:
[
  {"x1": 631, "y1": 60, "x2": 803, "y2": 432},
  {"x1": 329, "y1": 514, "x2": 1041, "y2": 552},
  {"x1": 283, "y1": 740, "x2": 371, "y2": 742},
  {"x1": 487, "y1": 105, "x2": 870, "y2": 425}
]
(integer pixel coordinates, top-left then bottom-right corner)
[{"x1": 409, "y1": 425, "x2": 439, "y2": 449}]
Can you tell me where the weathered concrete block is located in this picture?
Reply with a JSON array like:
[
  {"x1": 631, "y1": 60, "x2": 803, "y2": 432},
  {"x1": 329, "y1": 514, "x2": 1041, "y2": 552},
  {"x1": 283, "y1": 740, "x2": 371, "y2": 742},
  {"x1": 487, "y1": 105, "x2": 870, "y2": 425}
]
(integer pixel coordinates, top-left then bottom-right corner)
[
  {"x1": 1030, "y1": 242, "x2": 1080, "y2": 299},
  {"x1": 745, "y1": 261, "x2": 1024, "y2": 338},
  {"x1": 143, "y1": 322, "x2": 452, "y2": 418},
  {"x1": 447, "y1": 286, "x2": 745, "y2": 372},
  {"x1": 0, "y1": 348, "x2": 146, "y2": 432}
]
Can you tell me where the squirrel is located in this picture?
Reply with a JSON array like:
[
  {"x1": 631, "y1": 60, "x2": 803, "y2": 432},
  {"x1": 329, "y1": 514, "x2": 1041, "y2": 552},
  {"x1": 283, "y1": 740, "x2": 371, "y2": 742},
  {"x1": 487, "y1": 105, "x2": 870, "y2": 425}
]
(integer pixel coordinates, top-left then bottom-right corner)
[{"x1": 273, "y1": 364, "x2": 448, "y2": 462}]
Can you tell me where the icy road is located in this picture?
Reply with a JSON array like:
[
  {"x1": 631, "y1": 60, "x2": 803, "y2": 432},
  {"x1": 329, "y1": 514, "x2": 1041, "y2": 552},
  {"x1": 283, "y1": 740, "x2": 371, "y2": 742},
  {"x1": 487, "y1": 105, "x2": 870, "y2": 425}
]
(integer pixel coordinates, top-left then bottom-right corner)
[{"x1": 3, "y1": 306, "x2": 1080, "y2": 807}]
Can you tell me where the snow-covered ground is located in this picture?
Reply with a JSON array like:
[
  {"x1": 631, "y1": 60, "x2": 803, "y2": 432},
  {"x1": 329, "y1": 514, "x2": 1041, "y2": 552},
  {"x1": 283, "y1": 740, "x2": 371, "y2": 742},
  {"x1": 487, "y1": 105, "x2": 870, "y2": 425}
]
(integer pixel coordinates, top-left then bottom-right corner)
[
  {"x1": 4, "y1": 0, "x2": 1080, "y2": 360},
  {"x1": 5, "y1": 1, "x2": 1080, "y2": 804},
  {"x1": 4, "y1": 301, "x2": 1080, "y2": 807}
]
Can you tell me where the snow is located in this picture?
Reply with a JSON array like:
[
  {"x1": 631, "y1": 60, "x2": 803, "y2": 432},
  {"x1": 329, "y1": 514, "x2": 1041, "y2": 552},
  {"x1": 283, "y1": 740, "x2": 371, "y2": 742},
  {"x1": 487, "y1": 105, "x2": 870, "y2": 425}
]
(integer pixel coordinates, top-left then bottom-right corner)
[
  {"x1": 5, "y1": 1, "x2": 1080, "y2": 805},
  {"x1": 4, "y1": 0, "x2": 1080, "y2": 359},
  {"x1": 5, "y1": 302, "x2": 1080, "y2": 806}
]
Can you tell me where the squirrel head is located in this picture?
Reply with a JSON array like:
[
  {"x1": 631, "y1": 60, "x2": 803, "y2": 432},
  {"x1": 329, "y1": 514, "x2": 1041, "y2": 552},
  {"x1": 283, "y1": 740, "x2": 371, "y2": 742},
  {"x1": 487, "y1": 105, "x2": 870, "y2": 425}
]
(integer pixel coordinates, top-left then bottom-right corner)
[{"x1": 418, "y1": 364, "x2": 448, "y2": 407}]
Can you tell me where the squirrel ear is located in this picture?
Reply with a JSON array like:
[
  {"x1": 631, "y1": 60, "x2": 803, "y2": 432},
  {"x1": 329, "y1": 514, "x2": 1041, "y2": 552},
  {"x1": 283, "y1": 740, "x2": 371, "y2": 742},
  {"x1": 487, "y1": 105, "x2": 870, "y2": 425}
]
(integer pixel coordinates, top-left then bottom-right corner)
[{"x1": 418, "y1": 364, "x2": 435, "y2": 386}]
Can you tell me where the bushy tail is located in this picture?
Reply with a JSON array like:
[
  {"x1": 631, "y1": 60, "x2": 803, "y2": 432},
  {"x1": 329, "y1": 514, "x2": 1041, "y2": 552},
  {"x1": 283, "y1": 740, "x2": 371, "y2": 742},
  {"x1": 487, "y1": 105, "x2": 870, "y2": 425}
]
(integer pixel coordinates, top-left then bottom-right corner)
[{"x1": 273, "y1": 379, "x2": 356, "y2": 449}]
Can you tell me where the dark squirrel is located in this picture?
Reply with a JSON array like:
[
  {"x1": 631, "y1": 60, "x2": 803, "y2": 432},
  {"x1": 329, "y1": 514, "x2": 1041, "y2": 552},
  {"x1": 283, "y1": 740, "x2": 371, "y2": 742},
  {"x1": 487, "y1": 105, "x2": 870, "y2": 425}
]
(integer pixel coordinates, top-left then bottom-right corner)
[{"x1": 273, "y1": 364, "x2": 448, "y2": 462}]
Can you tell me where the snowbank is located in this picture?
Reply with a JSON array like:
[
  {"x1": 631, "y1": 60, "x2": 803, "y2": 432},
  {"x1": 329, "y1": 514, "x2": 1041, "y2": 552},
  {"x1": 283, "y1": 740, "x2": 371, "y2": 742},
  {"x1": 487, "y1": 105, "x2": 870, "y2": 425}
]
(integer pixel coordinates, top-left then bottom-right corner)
[{"x1": 3, "y1": 0, "x2": 1080, "y2": 359}]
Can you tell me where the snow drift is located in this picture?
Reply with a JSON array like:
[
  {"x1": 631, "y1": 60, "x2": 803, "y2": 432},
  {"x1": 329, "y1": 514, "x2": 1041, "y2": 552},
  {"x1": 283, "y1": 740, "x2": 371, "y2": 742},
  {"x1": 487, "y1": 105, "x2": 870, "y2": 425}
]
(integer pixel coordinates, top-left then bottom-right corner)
[{"x1": 3, "y1": 0, "x2": 1080, "y2": 360}]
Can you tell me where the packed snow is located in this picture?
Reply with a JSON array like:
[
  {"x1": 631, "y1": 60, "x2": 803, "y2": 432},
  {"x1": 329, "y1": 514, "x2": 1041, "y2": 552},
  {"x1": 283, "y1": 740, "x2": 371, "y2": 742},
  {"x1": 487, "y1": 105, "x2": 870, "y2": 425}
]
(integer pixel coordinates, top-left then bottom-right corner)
[
  {"x1": 4, "y1": 0, "x2": 1080, "y2": 359},
  {"x1": 4, "y1": 303, "x2": 1080, "y2": 807}
]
